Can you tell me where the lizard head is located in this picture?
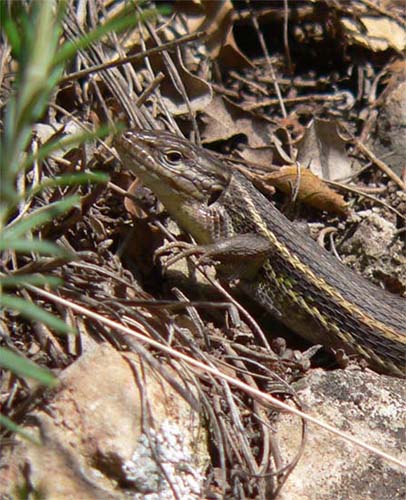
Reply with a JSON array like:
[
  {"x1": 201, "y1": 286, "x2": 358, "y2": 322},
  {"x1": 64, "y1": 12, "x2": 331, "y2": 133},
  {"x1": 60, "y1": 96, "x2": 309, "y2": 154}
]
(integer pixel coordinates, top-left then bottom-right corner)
[
  {"x1": 115, "y1": 130, "x2": 231, "y2": 205},
  {"x1": 115, "y1": 129, "x2": 232, "y2": 243}
]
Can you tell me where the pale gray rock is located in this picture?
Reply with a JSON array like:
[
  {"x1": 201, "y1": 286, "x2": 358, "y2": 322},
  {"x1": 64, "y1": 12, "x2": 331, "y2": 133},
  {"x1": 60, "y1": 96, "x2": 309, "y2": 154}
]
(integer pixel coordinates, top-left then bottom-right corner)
[
  {"x1": 277, "y1": 369, "x2": 405, "y2": 500},
  {"x1": 373, "y1": 81, "x2": 406, "y2": 177}
]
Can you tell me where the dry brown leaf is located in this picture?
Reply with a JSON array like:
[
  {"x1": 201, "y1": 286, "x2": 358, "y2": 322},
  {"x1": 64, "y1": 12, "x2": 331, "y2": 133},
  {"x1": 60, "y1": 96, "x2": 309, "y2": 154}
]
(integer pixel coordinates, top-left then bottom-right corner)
[
  {"x1": 176, "y1": 0, "x2": 253, "y2": 69},
  {"x1": 123, "y1": 178, "x2": 148, "y2": 219},
  {"x1": 341, "y1": 16, "x2": 406, "y2": 52},
  {"x1": 158, "y1": 52, "x2": 213, "y2": 115},
  {"x1": 201, "y1": 95, "x2": 273, "y2": 139},
  {"x1": 296, "y1": 119, "x2": 354, "y2": 181},
  {"x1": 382, "y1": 58, "x2": 406, "y2": 94},
  {"x1": 200, "y1": 96, "x2": 277, "y2": 167},
  {"x1": 263, "y1": 166, "x2": 348, "y2": 215}
]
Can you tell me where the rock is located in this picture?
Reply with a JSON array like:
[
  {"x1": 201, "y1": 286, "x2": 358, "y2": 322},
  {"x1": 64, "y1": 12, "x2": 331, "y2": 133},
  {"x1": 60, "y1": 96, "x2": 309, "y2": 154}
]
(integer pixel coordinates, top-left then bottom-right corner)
[
  {"x1": 340, "y1": 210, "x2": 406, "y2": 294},
  {"x1": 0, "y1": 343, "x2": 206, "y2": 499},
  {"x1": 277, "y1": 369, "x2": 405, "y2": 499},
  {"x1": 373, "y1": 80, "x2": 406, "y2": 177}
]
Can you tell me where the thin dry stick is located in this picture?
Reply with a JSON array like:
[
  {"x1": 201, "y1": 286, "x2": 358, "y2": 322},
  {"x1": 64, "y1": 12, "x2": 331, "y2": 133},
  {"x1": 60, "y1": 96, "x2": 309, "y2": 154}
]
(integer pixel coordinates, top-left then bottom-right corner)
[
  {"x1": 136, "y1": 3, "x2": 201, "y2": 144},
  {"x1": 326, "y1": 180, "x2": 405, "y2": 221},
  {"x1": 244, "y1": 93, "x2": 347, "y2": 110},
  {"x1": 135, "y1": 73, "x2": 165, "y2": 107},
  {"x1": 229, "y1": 70, "x2": 269, "y2": 95},
  {"x1": 340, "y1": 123, "x2": 406, "y2": 190},
  {"x1": 355, "y1": 141, "x2": 405, "y2": 190},
  {"x1": 283, "y1": 0, "x2": 293, "y2": 76},
  {"x1": 28, "y1": 285, "x2": 406, "y2": 470},
  {"x1": 245, "y1": 0, "x2": 287, "y2": 118},
  {"x1": 59, "y1": 31, "x2": 204, "y2": 84}
]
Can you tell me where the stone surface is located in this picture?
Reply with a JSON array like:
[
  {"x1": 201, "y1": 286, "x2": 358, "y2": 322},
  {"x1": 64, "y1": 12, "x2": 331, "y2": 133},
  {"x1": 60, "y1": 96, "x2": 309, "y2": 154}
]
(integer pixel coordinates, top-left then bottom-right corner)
[
  {"x1": 0, "y1": 343, "x2": 205, "y2": 499},
  {"x1": 277, "y1": 369, "x2": 406, "y2": 500},
  {"x1": 2, "y1": 346, "x2": 405, "y2": 499},
  {"x1": 340, "y1": 210, "x2": 406, "y2": 294},
  {"x1": 373, "y1": 80, "x2": 406, "y2": 176}
]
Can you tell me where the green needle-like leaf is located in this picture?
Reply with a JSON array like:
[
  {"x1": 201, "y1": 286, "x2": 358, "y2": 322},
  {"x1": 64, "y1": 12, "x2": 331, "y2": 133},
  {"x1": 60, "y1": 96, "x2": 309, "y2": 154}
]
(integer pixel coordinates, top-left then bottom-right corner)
[
  {"x1": 0, "y1": 275, "x2": 62, "y2": 288},
  {"x1": 0, "y1": 413, "x2": 40, "y2": 444},
  {"x1": 0, "y1": 294, "x2": 75, "y2": 334},
  {"x1": 0, "y1": 238, "x2": 70, "y2": 257},
  {"x1": 0, "y1": 347, "x2": 58, "y2": 387},
  {"x1": 3, "y1": 196, "x2": 80, "y2": 239}
]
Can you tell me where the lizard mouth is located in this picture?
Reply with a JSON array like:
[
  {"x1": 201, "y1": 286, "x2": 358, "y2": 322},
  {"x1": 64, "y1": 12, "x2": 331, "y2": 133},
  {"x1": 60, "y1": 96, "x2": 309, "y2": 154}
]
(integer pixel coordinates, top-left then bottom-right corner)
[{"x1": 115, "y1": 129, "x2": 231, "y2": 205}]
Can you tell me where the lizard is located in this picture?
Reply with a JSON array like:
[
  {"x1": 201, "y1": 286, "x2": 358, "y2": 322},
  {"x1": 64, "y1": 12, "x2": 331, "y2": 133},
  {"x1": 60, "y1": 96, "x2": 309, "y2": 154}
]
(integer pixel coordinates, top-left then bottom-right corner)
[{"x1": 115, "y1": 129, "x2": 406, "y2": 377}]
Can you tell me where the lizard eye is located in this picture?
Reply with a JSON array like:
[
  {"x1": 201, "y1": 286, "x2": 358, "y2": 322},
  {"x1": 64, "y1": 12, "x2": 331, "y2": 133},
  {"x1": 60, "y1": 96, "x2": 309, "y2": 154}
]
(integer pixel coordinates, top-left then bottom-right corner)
[{"x1": 164, "y1": 150, "x2": 183, "y2": 165}]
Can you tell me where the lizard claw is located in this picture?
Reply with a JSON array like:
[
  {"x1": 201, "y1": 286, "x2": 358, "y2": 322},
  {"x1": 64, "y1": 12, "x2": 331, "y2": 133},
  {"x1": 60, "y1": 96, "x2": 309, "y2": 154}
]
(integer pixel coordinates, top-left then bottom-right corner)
[
  {"x1": 154, "y1": 241, "x2": 192, "y2": 262},
  {"x1": 154, "y1": 241, "x2": 207, "y2": 271}
]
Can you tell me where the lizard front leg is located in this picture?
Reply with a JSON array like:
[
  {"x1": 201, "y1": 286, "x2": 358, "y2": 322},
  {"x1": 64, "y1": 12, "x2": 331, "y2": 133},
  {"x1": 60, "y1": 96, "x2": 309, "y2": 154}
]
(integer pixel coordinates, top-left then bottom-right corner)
[{"x1": 155, "y1": 233, "x2": 273, "y2": 281}]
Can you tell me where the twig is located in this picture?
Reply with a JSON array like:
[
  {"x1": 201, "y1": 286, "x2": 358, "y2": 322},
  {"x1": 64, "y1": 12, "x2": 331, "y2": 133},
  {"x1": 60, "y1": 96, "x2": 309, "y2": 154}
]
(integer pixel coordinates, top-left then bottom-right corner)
[
  {"x1": 245, "y1": 0, "x2": 287, "y2": 118},
  {"x1": 283, "y1": 0, "x2": 293, "y2": 76},
  {"x1": 326, "y1": 180, "x2": 405, "y2": 221},
  {"x1": 59, "y1": 31, "x2": 204, "y2": 84},
  {"x1": 244, "y1": 93, "x2": 348, "y2": 110},
  {"x1": 340, "y1": 123, "x2": 406, "y2": 190},
  {"x1": 135, "y1": 72, "x2": 165, "y2": 107},
  {"x1": 27, "y1": 285, "x2": 406, "y2": 470}
]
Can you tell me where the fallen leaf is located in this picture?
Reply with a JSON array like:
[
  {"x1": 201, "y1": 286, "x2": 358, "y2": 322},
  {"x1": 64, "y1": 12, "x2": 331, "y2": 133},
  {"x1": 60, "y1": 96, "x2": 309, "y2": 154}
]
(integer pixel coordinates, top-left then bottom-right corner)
[
  {"x1": 158, "y1": 51, "x2": 213, "y2": 115},
  {"x1": 176, "y1": 0, "x2": 253, "y2": 69},
  {"x1": 199, "y1": 95, "x2": 275, "y2": 167},
  {"x1": 296, "y1": 119, "x2": 354, "y2": 181},
  {"x1": 341, "y1": 16, "x2": 406, "y2": 52},
  {"x1": 263, "y1": 165, "x2": 348, "y2": 215}
]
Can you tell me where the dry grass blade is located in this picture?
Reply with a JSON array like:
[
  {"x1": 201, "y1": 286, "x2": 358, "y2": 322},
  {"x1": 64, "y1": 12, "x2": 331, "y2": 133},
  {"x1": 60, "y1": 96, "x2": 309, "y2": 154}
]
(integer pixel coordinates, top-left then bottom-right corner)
[{"x1": 27, "y1": 285, "x2": 406, "y2": 471}]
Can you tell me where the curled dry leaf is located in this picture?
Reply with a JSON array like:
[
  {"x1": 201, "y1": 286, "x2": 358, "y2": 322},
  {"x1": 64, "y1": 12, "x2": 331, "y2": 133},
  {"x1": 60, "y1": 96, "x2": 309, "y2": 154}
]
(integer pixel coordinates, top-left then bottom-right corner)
[
  {"x1": 33, "y1": 121, "x2": 90, "y2": 160},
  {"x1": 124, "y1": 178, "x2": 149, "y2": 219},
  {"x1": 263, "y1": 166, "x2": 348, "y2": 215}
]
